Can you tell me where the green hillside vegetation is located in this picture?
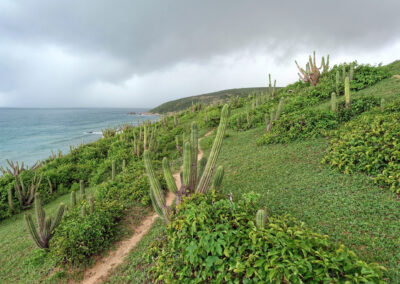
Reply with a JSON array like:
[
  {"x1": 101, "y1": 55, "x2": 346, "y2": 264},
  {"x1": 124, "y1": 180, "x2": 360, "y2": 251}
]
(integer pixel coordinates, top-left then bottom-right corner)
[
  {"x1": 150, "y1": 87, "x2": 271, "y2": 114},
  {"x1": 1, "y1": 57, "x2": 400, "y2": 283}
]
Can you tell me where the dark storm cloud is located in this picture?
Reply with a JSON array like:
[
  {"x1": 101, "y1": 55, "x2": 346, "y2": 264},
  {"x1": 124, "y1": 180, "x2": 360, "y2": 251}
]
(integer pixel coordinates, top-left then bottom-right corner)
[{"x1": 0, "y1": 0, "x2": 399, "y2": 107}]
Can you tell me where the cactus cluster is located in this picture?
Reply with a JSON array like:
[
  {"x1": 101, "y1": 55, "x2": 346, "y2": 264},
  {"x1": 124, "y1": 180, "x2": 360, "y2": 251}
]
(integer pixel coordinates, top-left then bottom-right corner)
[
  {"x1": 144, "y1": 104, "x2": 230, "y2": 222},
  {"x1": 265, "y1": 97, "x2": 285, "y2": 133},
  {"x1": 9, "y1": 172, "x2": 43, "y2": 209},
  {"x1": 268, "y1": 74, "x2": 277, "y2": 98},
  {"x1": 0, "y1": 159, "x2": 25, "y2": 176},
  {"x1": 295, "y1": 51, "x2": 329, "y2": 86},
  {"x1": 25, "y1": 193, "x2": 65, "y2": 249}
]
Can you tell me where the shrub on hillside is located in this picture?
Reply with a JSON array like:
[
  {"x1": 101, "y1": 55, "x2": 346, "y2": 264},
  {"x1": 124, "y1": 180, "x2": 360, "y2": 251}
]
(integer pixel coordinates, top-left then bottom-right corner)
[
  {"x1": 147, "y1": 193, "x2": 385, "y2": 283},
  {"x1": 322, "y1": 112, "x2": 400, "y2": 192}
]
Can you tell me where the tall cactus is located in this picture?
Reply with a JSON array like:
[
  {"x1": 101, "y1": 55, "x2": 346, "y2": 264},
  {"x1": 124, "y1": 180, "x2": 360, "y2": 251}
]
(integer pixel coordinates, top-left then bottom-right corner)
[
  {"x1": 345, "y1": 76, "x2": 351, "y2": 109},
  {"x1": 189, "y1": 122, "x2": 198, "y2": 192},
  {"x1": 380, "y1": 98, "x2": 386, "y2": 112},
  {"x1": 349, "y1": 63, "x2": 354, "y2": 81},
  {"x1": 196, "y1": 104, "x2": 229, "y2": 194},
  {"x1": 255, "y1": 209, "x2": 267, "y2": 229},
  {"x1": 182, "y1": 142, "x2": 191, "y2": 191},
  {"x1": 197, "y1": 157, "x2": 207, "y2": 183},
  {"x1": 24, "y1": 193, "x2": 65, "y2": 249},
  {"x1": 162, "y1": 158, "x2": 178, "y2": 194},
  {"x1": 143, "y1": 150, "x2": 169, "y2": 223},
  {"x1": 335, "y1": 70, "x2": 340, "y2": 95},
  {"x1": 7, "y1": 187, "x2": 14, "y2": 211},
  {"x1": 268, "y1": 74, "x2": 277, "y2": 98}
]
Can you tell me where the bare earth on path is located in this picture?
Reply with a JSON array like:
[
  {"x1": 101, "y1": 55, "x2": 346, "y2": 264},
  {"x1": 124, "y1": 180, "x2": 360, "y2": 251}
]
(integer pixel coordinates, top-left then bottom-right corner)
[{"x1": 79, "y1": 129, "x2": 214, "y2": 284}]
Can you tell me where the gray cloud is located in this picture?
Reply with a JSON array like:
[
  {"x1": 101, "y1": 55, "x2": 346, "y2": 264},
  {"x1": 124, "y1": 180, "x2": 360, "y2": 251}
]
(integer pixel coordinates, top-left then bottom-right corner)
[{"x1": 0, "y1": 0, "x2": 399, "y2": 107}]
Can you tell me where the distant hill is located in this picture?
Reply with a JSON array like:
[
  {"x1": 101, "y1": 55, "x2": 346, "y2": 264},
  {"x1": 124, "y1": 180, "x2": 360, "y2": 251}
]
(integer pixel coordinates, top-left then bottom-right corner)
[{"x1": 150, "y1": 87, "x2": 273, "y2": 114}]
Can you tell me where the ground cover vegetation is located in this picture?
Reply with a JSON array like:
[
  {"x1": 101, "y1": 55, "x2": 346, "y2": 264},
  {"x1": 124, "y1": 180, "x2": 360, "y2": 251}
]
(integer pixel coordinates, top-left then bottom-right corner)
[{"x1": 1, "y1": 55, "x2": 399, "y2": 283}]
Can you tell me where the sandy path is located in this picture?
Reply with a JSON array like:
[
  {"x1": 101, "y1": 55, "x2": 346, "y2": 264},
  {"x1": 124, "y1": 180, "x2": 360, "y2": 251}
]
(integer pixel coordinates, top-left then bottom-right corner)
[{"x1": 80, "y1": 129, "x2": 214, "y2": 284}]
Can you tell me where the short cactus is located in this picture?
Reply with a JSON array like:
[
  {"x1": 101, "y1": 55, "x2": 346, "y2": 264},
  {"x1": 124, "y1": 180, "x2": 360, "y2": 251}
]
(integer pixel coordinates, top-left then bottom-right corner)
[
  {"x1": 255, "y1": 209, "x2": 267, "y2": 229},
  {"x1": 24, "y1": 193, "x2": 65, "y2": 249}
]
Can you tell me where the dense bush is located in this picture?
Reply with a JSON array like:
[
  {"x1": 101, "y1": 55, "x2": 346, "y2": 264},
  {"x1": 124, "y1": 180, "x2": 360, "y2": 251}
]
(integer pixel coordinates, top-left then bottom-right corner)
[
  {"x1": 322, "y1": 111, "x2": 400, "y2": 193},
  {"x1": 257, "y1": 109, "x2": 338, "y2": 145},
  {"x1": 148, "y1": 193, "x2": 385, "y2": 283},
  {"x1": 257, "y1": 96, "x2": 380, "y2": 145}
]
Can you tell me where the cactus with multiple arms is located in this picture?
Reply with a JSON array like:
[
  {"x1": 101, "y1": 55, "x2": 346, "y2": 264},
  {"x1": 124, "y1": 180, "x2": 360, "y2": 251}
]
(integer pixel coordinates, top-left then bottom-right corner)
[
  {"x1": 14, "y1": 172, "x2": 42, "y2": 208},
  {"x1": 295, "y1": 51, "x2": 329, "y2": 86},
  {"x1": 24, "y1": 193, "x2": 65, "y2": 249},
  {"x1": 71, "y1": 190, "x2": 77, "y2": 207},
  {"x1": 268, "y1": 74, "x2": 277, "y2": 98},
  {"x1": 144, "y1": 104, "x2": 230, "y2": 222}
]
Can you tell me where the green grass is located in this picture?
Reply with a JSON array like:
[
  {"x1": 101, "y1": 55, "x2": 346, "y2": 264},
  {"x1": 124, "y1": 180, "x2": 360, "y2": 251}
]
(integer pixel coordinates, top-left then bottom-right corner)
[
  {"x1": 211, "y1": 127, "x2": 400, "y2": 282},
  {"x1": 104, "y1": 218, "x2": 165, "y2": 283},
  {"x1": 0, "y1": 185, "x2": 149, "y2": 283}
]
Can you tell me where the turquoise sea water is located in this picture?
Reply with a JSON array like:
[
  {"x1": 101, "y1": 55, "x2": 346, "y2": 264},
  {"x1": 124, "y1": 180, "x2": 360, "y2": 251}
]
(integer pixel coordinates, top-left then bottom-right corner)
[{"x1": 0, "y1": 108, "x2": 158, "y2": 169}]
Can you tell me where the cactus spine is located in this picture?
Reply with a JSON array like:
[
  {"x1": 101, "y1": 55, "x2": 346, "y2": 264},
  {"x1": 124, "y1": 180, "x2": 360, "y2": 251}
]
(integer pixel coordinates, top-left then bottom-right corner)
[
  {"x1": 24, "y1": 193, "x2": 65, "y2": 249},
  {"x1": 196, "y1": 104, "x2": 229, "y2": 194},
  {"x1": 80, "y1": 180, "x2": 86, "y2": 200},
  {"x1": 212, "y1": 166, "x2": 224, "y2": 191},
  {"x1": 112, "y1": 160, "x2": 116, "y2": 180},
  {"x1": 162, "y1": 157, "x2": 177, "y2": 193},
  {"x1": 255, "y1": 209, "x2": 267, "y2": 229},
  {"x1": 345, "y1": 76, "x2": 351, "y2": 108},
  {"x1": 331, "y1": 92, "x2": 337, "y2": 113}
]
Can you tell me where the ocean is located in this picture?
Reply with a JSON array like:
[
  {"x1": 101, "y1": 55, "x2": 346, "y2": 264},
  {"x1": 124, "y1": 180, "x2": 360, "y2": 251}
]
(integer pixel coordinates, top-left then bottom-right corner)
[{"x1": 0, "y1": 108, "x2": 159, "y2": 169}]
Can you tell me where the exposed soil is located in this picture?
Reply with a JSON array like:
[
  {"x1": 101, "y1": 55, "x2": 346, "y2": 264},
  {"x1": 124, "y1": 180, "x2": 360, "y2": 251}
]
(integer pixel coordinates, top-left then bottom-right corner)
[{"x1": 79, "y1": 129, "x2": 214, "y2": 284}]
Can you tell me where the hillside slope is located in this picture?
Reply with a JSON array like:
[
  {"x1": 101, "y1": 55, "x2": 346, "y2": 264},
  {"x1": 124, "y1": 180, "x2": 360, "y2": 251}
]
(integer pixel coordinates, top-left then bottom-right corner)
[{"x1": 150, "y1": 87, "x2": 270, "y2": 113}]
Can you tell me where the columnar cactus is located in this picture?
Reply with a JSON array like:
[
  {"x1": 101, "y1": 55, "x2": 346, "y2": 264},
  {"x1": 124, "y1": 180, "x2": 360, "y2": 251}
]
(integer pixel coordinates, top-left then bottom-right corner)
[
  {"x1": 189, "y1": 122, "x2": 198, "y2": 192},
  {"x1": 71, "y1": 190, "x2": 77, "y2": 207},
  {"x1": 47, "y1": 177, "x2": 54, "y2": 194},
  {"x1": 196, "y1": 105, "x2": 229, "y2": 194},
  {"x1": 143, "y1": 150, "x2": 169, "y2": 223},
  {"x1": 268, "y1": 74, "x2": 277, "y2": 98},
  {"x1": 162, "y1": 158, "x2": 178, "y2": 193},
  {"x1": 143, "y1": 126, "x2": 148, "y2": 150},
  {"x1": 345, "y1": 76, "x2": 351, "y2": 109},
  {"x1": 331, "y1": 92, "x2": 337, "y2": 113},
  {"x1": 144, "y1": 104, "x2": 230, "y2": 222},
  {"x1": 275, "y1": 98, "x2": 285, "y2": 121},
  {"x1": 14, "y1": 172, "x2": 42, "y2": 208},
  {"x1": 112, "y1": 160, "x2": 116, "y2": 180},
  {"x1": 335, "y1": 70, "x2": 340, "y2": 95},
  {"x1": 295, "y1": 51, "x2": 329, "y2": 86},
  {"x1": 197, "y1": 157, "x2": 207, "y2": 183},
  {"x1": 212, "y1": 166, "x2": 224, "y2": 191},
  {"x1": 24, "y1": 193, "x2": 65, "y2": 249},
  {"x1": 349, "y1": 63, "x2": 354, "y2": 81},
  {"x1": 255, "y1": 209, "x2": 267, "y2": 229},
  {"x1": 89, "y1": 195, "x2": 95, "y2": 213},
  {"x1": 80, "y1": 180, "x2": 86, "y2": 200}
]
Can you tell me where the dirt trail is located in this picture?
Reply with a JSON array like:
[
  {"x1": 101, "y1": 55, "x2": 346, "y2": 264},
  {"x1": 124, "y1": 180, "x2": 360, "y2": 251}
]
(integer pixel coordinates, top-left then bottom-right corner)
[{"x1": 80, "y1": 129, "x2": 214, "y2": 284}]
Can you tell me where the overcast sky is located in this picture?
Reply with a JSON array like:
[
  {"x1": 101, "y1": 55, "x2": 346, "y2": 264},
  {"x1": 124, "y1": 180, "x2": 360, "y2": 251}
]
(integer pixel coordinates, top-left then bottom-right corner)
[{"x1": 0, "y1": 0, "x2": 399, "y2": 108}]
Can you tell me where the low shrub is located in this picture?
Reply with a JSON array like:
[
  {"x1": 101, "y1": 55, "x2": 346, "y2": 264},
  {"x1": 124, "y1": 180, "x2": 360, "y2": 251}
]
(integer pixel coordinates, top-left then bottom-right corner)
[
  {"x1": 322, "y1": 112, "x2": 400, "y2": 192},
  {"x1": 147, "y1": 193, "x2": 385, "y2": 283}
]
